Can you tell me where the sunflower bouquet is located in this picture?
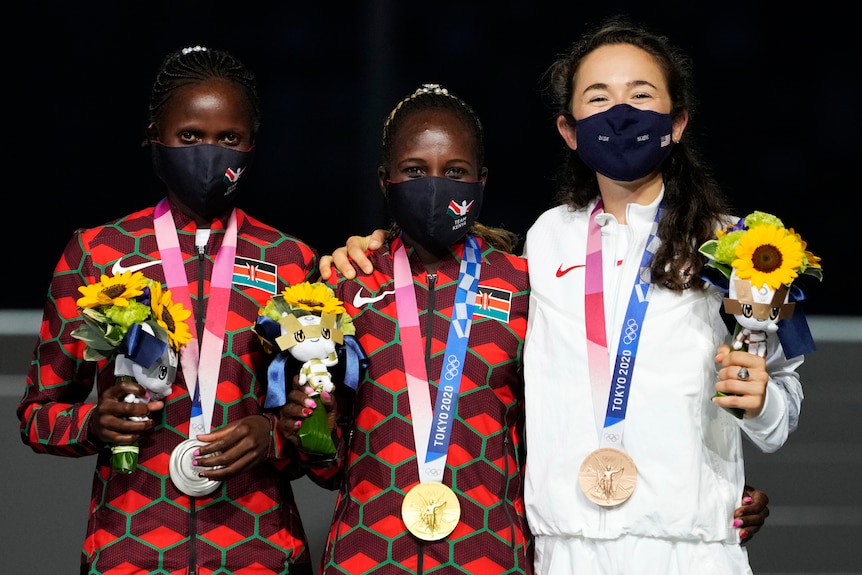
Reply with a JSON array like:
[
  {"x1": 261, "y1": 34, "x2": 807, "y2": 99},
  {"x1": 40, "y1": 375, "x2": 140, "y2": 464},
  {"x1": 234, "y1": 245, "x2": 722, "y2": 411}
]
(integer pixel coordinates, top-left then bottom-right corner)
[
  {"x1": 255, "y1": 282, "x2": 363, "y2": 456},
  {"x1": 699, "y1": 210, "x2": 822, "y2": 416},
  {"x1": 71, "y1": 270, "x2": 192, "y2": 473}
]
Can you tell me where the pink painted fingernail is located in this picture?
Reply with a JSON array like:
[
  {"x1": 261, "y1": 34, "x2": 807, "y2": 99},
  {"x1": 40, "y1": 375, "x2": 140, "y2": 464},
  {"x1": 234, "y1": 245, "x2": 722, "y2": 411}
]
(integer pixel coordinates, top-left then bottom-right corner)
[
  {"x1": 193, "y1": 449, "x2": 200, "y2": 457},
  {"x1": 323, "y1": 391, "x2": 331, "y2": 399},
  {"x1": 743, "y1": 496, "x2": 752, "y2": 504},
  {"x1": 294, "y1": 420, "x2": 302, "y2": 429},
  {"x1": 302, "y1": 408, "x2": 313, "y2": 416},
  {"x1": 192, "y1": 459, "x2": 198, "y2": 467},
  {"x1": 306, "y1": 400, "x2": 317, "y2": 409},
  {"x1": 733, "y1": 519, "x2": 743, "y2": 527}
]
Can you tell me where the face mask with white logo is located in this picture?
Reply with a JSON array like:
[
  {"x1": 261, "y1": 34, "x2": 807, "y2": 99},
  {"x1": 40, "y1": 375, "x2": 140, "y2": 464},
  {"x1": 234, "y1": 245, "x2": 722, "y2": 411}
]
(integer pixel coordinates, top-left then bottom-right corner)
[
  {"x1": 386, "y1": 177, "x2": 483, "y2": 251},
  {"x1": 151, "y1": 142, "x2": 253, "y2": 220},
  {"x1": 574, "y1": 103, "x2": 674, "y2": 182}
]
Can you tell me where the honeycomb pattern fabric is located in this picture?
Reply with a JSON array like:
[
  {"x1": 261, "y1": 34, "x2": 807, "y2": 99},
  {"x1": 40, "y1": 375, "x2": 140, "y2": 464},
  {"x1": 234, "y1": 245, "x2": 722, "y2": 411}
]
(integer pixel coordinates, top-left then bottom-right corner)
[
  {"x1": 318, "y1": 236, "x2": 533, "y2": 574},
  {"x1": 18, "y1": 201, "x2": 318, "y2": 574}
]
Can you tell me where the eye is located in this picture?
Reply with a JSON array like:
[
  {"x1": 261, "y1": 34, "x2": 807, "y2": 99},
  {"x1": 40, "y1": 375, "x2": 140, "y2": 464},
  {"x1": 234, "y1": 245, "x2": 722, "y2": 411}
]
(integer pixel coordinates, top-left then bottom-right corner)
[
  {"x1": 741, "y1": 304, "x2": 753, "y2": 319},
  {"x1": 294, "y1": 330, "x2": 306, "y2": 343},
  {"x1": 178, "y1": 131, "x2": 198, "y2": 144},
  {"x1": 220, "y1": 133, "x2": 242, "y2": 146},
  {"x1": 321, "y1": 328, "x2": 331, "y2": 340},
  {"x1": 445, "y1": 167, "x2": 468, "y2": 179},
  {"x1": 404, "y1": 166, "x2": 425, "y2": 177},
  {"x1": 769, "y1": 307, "x2": 781, "y2": 320}
]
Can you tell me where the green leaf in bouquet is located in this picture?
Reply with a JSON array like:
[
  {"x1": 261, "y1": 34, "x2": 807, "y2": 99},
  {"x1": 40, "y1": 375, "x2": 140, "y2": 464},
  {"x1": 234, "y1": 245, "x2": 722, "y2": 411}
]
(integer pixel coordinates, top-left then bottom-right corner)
[
  {"x1": 297, "y1": 403, "x2": 336, "y2": 455},
  {"x1": 111, "y1": 442, "x2": 139, "y2": 474}
]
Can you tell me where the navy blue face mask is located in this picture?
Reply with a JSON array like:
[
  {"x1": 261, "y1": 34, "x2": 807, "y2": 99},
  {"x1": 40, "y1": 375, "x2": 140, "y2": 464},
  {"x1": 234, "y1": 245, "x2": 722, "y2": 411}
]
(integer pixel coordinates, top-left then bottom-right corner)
[
  {"x1": 151, "y1": 142, "x2": 254, "y2": 220},
  {"x1": 386, "y1": 177, "x2": 484, "y2": 251},
  {"x1": 574, "y1": 103, "x2": 674, "y2": 182}
]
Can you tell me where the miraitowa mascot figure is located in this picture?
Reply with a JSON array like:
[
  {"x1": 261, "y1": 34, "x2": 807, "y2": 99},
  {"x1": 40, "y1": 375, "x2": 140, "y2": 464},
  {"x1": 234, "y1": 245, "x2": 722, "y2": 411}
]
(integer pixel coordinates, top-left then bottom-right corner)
[
  {"x1": 699, "y1": 210, "x2": 823, "y2": 416},
  {"x1": 255, "y1": 282, "x2": 367, "y2": 456}
]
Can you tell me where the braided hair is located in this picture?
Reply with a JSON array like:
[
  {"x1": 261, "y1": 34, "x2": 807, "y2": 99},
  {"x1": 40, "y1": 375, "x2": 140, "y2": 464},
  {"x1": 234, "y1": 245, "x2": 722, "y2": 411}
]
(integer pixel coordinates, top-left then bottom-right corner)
[
  {"x1": 148, "y1": 45, "x2": 262, "y2": 136},
  {"x1": 381, "y1": 84, "x2": 518, "y2": 253}
]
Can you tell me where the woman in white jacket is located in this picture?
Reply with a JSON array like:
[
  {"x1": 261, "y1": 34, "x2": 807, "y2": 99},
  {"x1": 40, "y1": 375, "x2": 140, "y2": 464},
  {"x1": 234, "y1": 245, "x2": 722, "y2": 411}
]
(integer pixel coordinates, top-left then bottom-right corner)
[{"x1": 522, "y1": 16, "x2": 805, "y2": 575}]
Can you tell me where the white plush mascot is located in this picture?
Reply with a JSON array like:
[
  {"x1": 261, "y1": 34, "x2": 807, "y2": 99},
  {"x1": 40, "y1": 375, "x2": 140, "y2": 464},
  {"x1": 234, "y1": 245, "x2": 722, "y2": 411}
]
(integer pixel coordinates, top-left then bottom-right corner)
[
  {"x1": 278, "y1": 313, "x2": 341, "y2": 396},
  {"x1": 724, "y1": 271, "x2": 796, "y2": 357}
]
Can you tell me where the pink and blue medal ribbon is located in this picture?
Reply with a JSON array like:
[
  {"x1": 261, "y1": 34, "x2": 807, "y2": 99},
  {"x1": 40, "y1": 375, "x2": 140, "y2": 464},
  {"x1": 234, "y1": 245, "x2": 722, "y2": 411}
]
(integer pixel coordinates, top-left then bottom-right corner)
[
  {"x1": 585, "y1": 201, "x2": 662, "y2": 449},
  {"x1": 394, "y1": 235, "x2": 481, "y2": 482},
  {"x1": 154, "y1": 198, "x2": 237, "y2": 435}
]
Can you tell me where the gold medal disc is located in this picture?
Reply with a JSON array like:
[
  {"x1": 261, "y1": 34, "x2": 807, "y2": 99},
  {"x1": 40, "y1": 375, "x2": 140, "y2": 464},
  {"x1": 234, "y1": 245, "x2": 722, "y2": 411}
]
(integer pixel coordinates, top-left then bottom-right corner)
[
  {"x1": 401, "y1": 482, "x2": 461, "y2": 541},
  {"x1": 578, "y1": 447, "x2": 638, "y2": 507}
]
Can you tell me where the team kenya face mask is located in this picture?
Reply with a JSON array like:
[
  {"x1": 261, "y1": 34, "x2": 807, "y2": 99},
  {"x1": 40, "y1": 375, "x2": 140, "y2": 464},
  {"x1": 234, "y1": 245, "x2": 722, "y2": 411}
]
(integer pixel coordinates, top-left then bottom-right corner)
[
  {"x1": 151, "y1": 142, "x2": 254, "y2": 220},
  {"x1": 386, "y1": 176, "x2": 484, "y2": 251}
]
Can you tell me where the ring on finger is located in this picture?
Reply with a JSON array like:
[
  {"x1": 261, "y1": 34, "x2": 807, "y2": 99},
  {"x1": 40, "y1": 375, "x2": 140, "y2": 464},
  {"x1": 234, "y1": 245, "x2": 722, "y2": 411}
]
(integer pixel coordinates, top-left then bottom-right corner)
[{"x1": 737, "y1": 366, "x2": 750, "y2": 381}]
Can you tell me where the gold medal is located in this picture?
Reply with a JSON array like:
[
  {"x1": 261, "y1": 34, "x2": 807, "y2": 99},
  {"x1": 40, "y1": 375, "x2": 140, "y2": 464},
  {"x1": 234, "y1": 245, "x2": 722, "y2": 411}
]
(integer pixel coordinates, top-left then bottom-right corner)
[
  {"x1": 578, "y1": 447, "x2": 637, "y2": 507},
  {"x1": 401, "y1": 482, "x2": 461, "y2": 541}
]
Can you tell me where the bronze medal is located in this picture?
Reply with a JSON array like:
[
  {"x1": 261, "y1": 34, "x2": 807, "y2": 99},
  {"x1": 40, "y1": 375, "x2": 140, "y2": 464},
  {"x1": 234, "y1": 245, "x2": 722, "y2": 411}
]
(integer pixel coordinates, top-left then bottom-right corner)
[
  {"x1": 578, "y1": 447, "x2": 638, "y2": 507},
  {"x1": 401, "y1": 482, "x2": 461, "y2": 541}
]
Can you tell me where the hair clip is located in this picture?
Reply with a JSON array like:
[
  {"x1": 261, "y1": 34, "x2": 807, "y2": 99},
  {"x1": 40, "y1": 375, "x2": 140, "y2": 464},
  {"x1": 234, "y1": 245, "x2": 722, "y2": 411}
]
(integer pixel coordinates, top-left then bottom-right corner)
[
  {"x1": 415, "y1": 84, "x2": 448, "y2": 96},
  {"x1": 181, "y1": 45, "x2": 208, "y2": 55}
]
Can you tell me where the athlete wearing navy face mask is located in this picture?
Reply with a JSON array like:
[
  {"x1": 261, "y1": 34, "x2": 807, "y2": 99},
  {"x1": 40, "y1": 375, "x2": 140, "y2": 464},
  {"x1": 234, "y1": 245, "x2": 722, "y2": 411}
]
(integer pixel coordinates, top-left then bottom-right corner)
[
  {"x1": 285, "y1": 84, "x2": 534, "y2": 574},
  {"x1": 19, "y1": 45, "x2": 321, "y2": 575}
]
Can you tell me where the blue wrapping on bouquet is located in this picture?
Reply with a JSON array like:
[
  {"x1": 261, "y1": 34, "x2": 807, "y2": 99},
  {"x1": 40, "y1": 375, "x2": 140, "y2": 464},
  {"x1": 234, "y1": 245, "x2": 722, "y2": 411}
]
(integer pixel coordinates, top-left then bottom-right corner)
[{"x1": 118, "y1": 323, "x2": 169, "y2": 368}]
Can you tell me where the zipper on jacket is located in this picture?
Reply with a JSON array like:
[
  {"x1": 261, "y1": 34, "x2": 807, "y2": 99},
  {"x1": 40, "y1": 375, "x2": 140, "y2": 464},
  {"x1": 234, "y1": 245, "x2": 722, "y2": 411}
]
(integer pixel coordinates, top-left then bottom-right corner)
[
  {"x1": 196, "y1": 244, "x2": 206, "y2": 341},
  {"x1": 189, "y1": 242, "x2": 206, "y2": 573},
  {"x1": 415, "y1": 271, "x2": 438, "y2": 574},
  {"x1": 424, "y1": 273, "x2": 436, "y2": 366}
]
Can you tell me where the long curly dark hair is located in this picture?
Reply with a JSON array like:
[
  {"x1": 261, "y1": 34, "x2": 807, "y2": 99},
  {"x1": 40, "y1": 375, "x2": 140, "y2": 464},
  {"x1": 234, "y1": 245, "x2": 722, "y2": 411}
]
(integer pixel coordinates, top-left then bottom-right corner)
[{"x1": 544, "y1": 16, "x2": 730, "y2": 291}]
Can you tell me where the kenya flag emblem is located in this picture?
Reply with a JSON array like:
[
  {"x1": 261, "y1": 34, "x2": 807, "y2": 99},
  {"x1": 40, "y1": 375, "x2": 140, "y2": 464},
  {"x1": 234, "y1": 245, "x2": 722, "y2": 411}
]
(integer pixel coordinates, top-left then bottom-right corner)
[{"x1": 473, "y1": 285, "x2": 512, "y2": 322}]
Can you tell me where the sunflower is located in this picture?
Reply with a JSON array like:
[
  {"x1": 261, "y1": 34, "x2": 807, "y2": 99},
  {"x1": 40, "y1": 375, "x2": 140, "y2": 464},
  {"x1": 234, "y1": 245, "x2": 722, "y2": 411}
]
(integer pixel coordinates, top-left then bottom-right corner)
[
  {"x1": 788, "y1": 228, "x2": 822, "y2": 271},
  {"x1": 280, "y1": 282, "x2": 346, "y2": 315},
  {"x1": 76, "y1": 270, "x2": 147, "y2": 309},
  {"x1": 149, "y1": 281, "x2": 193, "y2": 350},
  {"x1": 731, "y1": 224, "x2": 805, "y2": 290}
]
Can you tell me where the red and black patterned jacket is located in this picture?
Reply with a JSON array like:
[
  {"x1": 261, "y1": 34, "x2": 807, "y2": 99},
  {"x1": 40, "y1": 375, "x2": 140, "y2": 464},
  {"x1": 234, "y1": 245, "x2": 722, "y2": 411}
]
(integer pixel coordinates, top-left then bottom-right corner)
[
  {"x1": 18, "y1": 200, "x2": 318, "y2": 574},
  {"x1": 316, "y1": 235, "x2": 533, "y2": 574}
]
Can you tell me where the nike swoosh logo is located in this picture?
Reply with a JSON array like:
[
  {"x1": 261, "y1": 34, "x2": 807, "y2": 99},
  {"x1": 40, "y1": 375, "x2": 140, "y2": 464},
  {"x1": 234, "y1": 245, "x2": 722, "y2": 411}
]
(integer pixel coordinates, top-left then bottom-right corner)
[
  {"x1": 353, "y1": 289, "x2": 395, "y2": 307},
  {"x1": 556, "y1": 263, "x2": 585, "y2": 277},
  {"x1": 111, "y1": 258, "x2": 163, "y2": 275}
]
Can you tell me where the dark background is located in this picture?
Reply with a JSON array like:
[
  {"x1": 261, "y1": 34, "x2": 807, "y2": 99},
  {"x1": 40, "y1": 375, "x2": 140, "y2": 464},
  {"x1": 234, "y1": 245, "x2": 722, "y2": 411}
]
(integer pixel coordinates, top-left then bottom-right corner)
[{"x1": 13, "y1": 2, "x2": 855, "y2": 316}]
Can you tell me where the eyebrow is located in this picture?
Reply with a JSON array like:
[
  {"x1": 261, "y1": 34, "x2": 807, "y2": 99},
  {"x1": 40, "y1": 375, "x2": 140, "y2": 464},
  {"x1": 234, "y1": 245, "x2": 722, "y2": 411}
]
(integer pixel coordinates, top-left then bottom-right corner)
[{"x1": 581, "y1": 79, "x2": 659, "y2": 94}]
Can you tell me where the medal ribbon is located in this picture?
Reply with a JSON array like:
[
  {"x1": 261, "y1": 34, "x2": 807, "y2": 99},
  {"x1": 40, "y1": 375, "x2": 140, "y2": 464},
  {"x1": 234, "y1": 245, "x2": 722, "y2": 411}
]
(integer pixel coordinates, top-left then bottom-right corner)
[
  {"x1": 154, "y1": 198, "x2": 237, "y2": 435},
  {"x1": 394, "y1": 235, "x2": 481, "y2": 483},
  {"x1": 585, "y1": 200, "x2": 662, "y2": 448}
]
